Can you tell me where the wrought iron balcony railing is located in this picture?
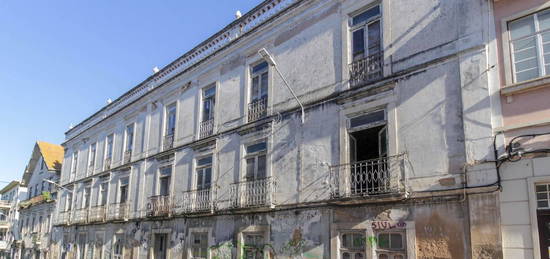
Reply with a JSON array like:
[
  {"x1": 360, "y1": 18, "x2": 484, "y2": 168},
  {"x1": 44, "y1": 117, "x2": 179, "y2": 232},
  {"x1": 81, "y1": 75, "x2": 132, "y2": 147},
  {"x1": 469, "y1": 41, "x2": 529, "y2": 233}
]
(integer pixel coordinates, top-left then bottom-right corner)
[
  {"x1": 88, "y1": 205, "x2": 106, "y2": 223},
  {"x1": 163, "y1": 134, "x2": 174, "y2": 151},
  {"x1": 230, "y1": 177, "x2": 274, "y2": 209},
  {"x1": 349, "y1": 52, "x2": 383, "y2": 88},
  {"x1": 71, "y1": 208, "x2": 88, "y2": 224},
  {"x1": 107, "y1": 202, "x2": 129, "y2": 221},
  {"x1": 329, "y1": 155, "x2": 405, "y2": 199},
  {"x1": 55, "y1": 211, "x2": 71, "y2": 226},
  {"x1": 199, "y1": 118, "x2": 214, "y2": 139},
  {"x1": 104, "y1": 157, "x2": 112, "y2": 171},
  {"x1": 146, "y1": 196, "x2": 171, "y2": 217},
  {"x1": 123, "y1": 150, "x2": 132, "y2": 164},
  {"x1": 173, "y1": 189, "x2": 213, "y2": 214},
  {"x1": 248, "y1": 97, "x2": 268, "y2": 122}
]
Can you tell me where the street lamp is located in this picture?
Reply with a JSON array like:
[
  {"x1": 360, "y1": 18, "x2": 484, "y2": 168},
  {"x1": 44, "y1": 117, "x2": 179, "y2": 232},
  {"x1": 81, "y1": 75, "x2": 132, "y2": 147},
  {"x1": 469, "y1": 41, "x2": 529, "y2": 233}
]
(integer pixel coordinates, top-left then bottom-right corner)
[
  {"x1": 42, "y1": 179, "x2": 72, "y2": 194},
  {"x1": 258, "y1": 48, "x2": 305, "y2": 124}
]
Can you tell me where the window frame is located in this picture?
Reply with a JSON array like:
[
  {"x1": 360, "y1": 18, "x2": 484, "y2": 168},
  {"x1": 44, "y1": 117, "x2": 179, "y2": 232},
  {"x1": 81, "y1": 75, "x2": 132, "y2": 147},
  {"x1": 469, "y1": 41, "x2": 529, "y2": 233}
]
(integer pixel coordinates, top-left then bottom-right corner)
[
  {"x1": 82, "y1": 182, "x2": 92, "y2": 209},
  {"x1": 124, "y1": 123, "x2": 135, "y2": 153},
  {"x1": 190, "y1": 232, "x2": 209, "y2": 259},
  {"x1": 201, "y1": 84, "x2": 217, "y2": 122},
  {"x1": 105, "y1": 134, "x2": 114, "y2": 160},
  {"x1": 250, "y1": 61, "x2": 269, "y2": 102},
  {"x1": 339, "y1": 231, "x2": 367, "y2": 259},
  {"x1": 118, "y1": 177, "x2": 129, "y2": 204},
  {"x1": 349, "y1": 4, "x2": 382, "y2": 62},
  {"x1": 88, "y1": 142, "x2": 97, "y2": 169},
  {"x1": 158, "y1": 165, "x2": 172, "y2": 197},
  {"x1": 244, "y1": 141, "x2": 268, "y2": 181},
  {"x1": 195, "y1": 155, "x2": 213, "y2": 190},
  {"x1": 165, "y1": 103, "x2": 177, "y2": 137},
  {"x1": 501, "y1": 2, "x2": 550, "y2": 85}
]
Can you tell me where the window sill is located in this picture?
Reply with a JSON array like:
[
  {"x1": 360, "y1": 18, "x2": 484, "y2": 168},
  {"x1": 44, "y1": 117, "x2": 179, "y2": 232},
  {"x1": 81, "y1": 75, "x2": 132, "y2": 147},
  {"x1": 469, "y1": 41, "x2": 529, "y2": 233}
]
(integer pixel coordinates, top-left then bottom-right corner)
[{"x1": 501, "y1": 75, "x2": 550, "y2": 96}]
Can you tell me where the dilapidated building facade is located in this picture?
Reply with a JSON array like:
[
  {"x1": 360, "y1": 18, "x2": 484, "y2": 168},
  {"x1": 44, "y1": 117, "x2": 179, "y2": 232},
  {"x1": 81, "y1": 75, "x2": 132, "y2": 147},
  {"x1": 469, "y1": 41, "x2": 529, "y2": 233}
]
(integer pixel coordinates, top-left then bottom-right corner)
[{"x1": 53, "y1": 0, "x2": 505, "y2": 258}]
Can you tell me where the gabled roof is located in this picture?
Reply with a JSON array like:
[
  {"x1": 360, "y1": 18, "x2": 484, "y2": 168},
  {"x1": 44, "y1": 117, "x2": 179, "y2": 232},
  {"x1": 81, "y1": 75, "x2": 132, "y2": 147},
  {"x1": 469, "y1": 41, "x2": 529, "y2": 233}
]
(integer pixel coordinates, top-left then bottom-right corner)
[
  {"x1": 21, "y1": 141, "x2": 64, "y2": 186},
  {"x1": 36, "y1": 141, "x2": 64, "y2": 171},
  {"x1": 0, "y1": 181, "x2": 20, "y2": 194}
]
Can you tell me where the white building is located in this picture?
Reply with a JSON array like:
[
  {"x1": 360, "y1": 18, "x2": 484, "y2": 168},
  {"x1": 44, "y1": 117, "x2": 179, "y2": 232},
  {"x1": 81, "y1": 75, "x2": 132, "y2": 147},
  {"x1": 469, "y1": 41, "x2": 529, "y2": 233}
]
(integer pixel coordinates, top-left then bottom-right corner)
[
  {"x1": 0, "y1": 181, "x2": 27, "y2": 259},
  {"x1": 18, "y1": 141, "x2": 63, "y2": 259},
  {"x1": 54, "y1": 0, "x2": 504, "y2": 258}
]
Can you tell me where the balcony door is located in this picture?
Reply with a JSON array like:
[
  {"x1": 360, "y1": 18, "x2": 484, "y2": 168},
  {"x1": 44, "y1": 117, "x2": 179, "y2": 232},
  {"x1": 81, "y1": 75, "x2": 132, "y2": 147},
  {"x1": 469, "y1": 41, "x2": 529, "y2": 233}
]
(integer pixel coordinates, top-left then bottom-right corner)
[{"x1": 348, "y1": 110, "x2": 387, "y2": 195}]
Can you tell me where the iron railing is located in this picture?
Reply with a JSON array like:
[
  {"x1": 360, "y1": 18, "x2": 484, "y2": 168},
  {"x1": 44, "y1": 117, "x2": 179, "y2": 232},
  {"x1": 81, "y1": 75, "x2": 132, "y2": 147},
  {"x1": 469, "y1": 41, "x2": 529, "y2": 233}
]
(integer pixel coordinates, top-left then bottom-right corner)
[
  {"x1": 88, "y1": 205, "x2": 106, "y2": 223},
  {"x1": 230, "y1": 177, "x2": 274, "y2": 208},
  {"x1": 55, "y1": 211, "x2": 71, "y2": 225},
  {"x1": 71, "y1": 208, "x2": 88, "y2": 224},
  {"x1": 173, "y1": 189, "x2": 213, "y2": 214},
  {"x1": 199, "y1": 118, "x2": 214, "y2": 139},
  {"x1": 107, "y1": 202, "x2": 129, "y2": 221},
  {"x1": 329, "y1": 155, "x2": 405, "y2": 199},
  {"x1": 349, "y1": 52, "x2": 383, "y2": 88},
  {"x1": 146, "y1": 196, "x2": 171, "y2": 217},
  {"x1": 123, "y1": 150, "x2": 132, "y2": 164},
  {"x1": 0, "y1": 200, "x2": 11, "y2": 208},
  {"x1": 248, "y1": 97, "x2": 268, "y2": 122},
  {"x1": 104, "y1": 157, "x2": 112, "y2": 171},
  {"x1": 163, "y1": 134, "x2": 174, "y2": 150}
]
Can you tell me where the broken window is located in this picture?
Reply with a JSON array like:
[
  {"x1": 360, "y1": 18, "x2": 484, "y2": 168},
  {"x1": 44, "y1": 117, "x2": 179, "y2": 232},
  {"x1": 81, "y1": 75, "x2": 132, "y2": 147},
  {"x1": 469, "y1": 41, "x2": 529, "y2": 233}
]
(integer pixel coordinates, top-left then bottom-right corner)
[
  {"x1": 340, "y1": 232, "x2": 365, "y2": 259},
  {"x1": 243, "y1": 233, "x2": 265, "y2": 259},
  {"x1": 348, "y1": 110, "x2": 388, "y2": 195}
]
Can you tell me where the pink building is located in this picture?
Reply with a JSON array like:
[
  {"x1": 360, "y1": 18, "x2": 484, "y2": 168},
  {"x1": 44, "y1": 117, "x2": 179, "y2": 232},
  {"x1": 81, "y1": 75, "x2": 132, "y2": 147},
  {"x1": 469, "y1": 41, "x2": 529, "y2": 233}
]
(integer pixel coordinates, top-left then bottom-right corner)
[{"x1": 494, "y1": 0, "x2": 550, "y2": 258}]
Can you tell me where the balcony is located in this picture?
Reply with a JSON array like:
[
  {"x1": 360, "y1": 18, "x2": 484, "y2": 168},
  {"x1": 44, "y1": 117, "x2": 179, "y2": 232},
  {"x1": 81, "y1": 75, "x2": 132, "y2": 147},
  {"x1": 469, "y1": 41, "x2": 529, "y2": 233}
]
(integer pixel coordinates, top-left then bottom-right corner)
[
  {"x1": 329, "y1": 155, "x2": 405, "y2": 199},
  {"x1": 104, "y1": 157, "x2": 112, "y2": 171},
  {"x1": 0, "y1": 200, "x2": 11, "y2": 209},
  {"x1": 88, "y1": 205, "x2": 106, "y2": 223},
  {"x1": 0, "y1": 240, "x2": 7, "y2": 250},
  {"x1": 247, "y1": 97, "x2": 268, "y2": 122},
  {"x1": 173, "y1": 189, "x2": 213, "y2": 214},
  {"x1": 0, "y1": 220, "x2": 8, "y2": 228},
  {"x1": 107, "y1": 202, "x2": 129, "y2": 221},
  {"x1": 349, "y1": 52, "x2": 383, "y2": 88},
  {"x1": 146, "y1": 196, "x2": 171, "y2": 217},
  {"x1": 230, "y1": 177, "x2": 275, "y2": 209},
  {"x1": 163, "y1": 134, "x2": 175, "y2": 150},
  {"x1": 55, "y1": 211, "x2": 71, "y2": 226},
  {"x1": 71, "y1": 208, "x2": 88, "y2": 224},
  {"x1": 123, "y1": 150, "x2": 132, "y2": 164},
  {"x1": 199, "y1": 119, "x2": 214, "y2": 139}
]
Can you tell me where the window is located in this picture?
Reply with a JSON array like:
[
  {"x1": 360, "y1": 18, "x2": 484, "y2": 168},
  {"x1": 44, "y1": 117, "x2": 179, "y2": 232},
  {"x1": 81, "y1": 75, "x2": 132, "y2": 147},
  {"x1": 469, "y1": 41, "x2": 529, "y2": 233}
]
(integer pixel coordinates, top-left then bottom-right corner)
[
  {"x1": 159, "y1": 166, "x2": 171, "y2": 196},
  {"x1": 125, "y1": 124, "x2": 134, "y2": 152},
  {"x1": 82, "y1": 183, "x2": 91, "y2": 208},
  {"x1": 28, "y1": 187, "x2": 33, "y2": 199},
  {"x1": 35, "y1": 184, "x2": 39, "y2": 196},
  {"x1": 251, "y1": 62, "x2": 269, "y2": 102},
  {"x1": 340, "y1": 232, "x2": 365, "y2": 259},
  {"x1": 38, "y1": 216, "x2": 43, "y2": 233},
  {"x1": 537, "y1": 184, "x2": 550, "y2": 208},
  {"x1": 350, "y1": 5, "x2": 382, "y2": 61},
  {"x1": 112, "y1": 235, "x2": 124, "y2": 259},
  {"x1": 89, "y1": 143, "x2": 97, "y2": 168},
  {"x1": 119, "y1": 178, "x2": 129, "y2": 204},
  {"x1": 245, "y1": 142, "x2": 267, "y2": 181},
  {"x1": 105, "y1": 134, "x2": 114, "y2": 160},
  {"x1": 202, "y1": 86, "x2": 216, "y2": 122},
  {"x1": 196, "y1": 156, "x2": 212, "y2": 190},
  {"x1": 377, "y1": 232, "x2": 406, "y2": 259},
  {"x1": 191, "y1": 232, "x2": 208, "y2": 259},
  {"x1": 71, "y1": 150, "x2": 79, "y2": 175},
  {"x1": 99, "y1": 180, "x2": 108, "y2": 206},
  {"x1": 508, "y1": 9, "x2": 550, "y2": 82},
  {"x1": 243, "y1": 233, "x2": 265, "y2": 259},
  {"x1": 66, "y1": 188, "x2": 73, "y2": 211},
  {"x1": 165, "y1": 104, "x2": 177, "y2": 136}
]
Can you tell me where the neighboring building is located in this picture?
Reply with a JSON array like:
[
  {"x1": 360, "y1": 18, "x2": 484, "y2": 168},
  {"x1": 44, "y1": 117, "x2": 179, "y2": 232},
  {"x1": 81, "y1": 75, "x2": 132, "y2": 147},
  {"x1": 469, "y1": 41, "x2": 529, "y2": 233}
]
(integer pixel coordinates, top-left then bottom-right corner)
[
  {"x1": 0, "y1": 181, "x2": 27, "y2": 259},
  {"x1": 492, "y1": 0, "x2": 550, "y2": 258},
  {"x1": 18, "y1": 141, "x2": 63, "y2": 259}
]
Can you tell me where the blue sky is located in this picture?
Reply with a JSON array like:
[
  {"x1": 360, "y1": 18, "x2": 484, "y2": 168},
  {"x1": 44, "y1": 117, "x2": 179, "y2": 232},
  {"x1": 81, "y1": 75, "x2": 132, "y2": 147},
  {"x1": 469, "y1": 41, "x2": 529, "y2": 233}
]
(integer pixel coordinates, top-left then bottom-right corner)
[{"x1": 0, "y1": 0, "x2": 260, "y2": 183}]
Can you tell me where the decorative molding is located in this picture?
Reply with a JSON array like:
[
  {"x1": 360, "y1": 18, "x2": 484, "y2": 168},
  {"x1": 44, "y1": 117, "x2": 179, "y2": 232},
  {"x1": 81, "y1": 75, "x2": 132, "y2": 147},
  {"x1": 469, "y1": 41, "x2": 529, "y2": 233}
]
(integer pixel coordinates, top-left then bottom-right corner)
[{"x1": 65, "y1": 0, "x2": 301, "y2": 142}]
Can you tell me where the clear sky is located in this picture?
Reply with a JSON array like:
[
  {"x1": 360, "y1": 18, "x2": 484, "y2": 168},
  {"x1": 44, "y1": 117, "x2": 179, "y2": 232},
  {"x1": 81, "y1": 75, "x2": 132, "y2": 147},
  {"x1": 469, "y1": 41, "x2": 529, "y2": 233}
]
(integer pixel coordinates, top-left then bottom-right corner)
[{"x1": 0, "y1": 0, "x2": 260, "y2": 184}]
